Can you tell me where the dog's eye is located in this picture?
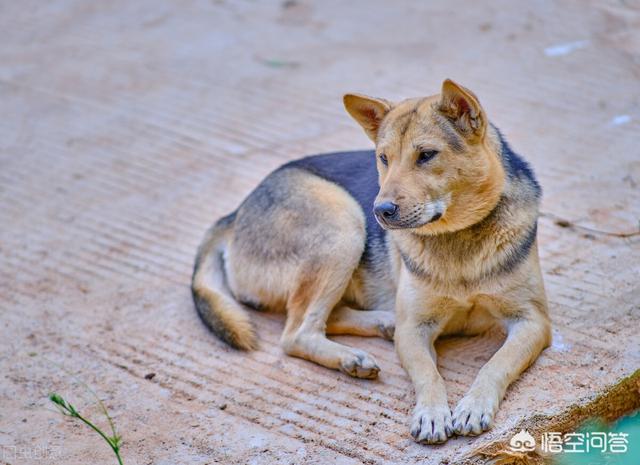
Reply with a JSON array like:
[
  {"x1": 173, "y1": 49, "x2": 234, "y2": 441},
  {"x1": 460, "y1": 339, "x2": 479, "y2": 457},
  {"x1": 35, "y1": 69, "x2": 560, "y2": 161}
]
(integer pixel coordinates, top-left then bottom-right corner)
[
  {"x1": 417, "y1": 150, "x2": 438, "y2": 165},
  {"x1": 379, "y1": 154, "x2": 388, "y2": 166}
]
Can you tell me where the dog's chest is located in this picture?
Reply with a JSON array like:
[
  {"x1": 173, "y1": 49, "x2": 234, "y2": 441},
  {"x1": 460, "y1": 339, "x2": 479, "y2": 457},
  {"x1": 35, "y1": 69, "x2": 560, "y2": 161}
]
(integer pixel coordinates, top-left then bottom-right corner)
[{"x1": 396, "y1": 234, "x2": 494, "y2": 288}]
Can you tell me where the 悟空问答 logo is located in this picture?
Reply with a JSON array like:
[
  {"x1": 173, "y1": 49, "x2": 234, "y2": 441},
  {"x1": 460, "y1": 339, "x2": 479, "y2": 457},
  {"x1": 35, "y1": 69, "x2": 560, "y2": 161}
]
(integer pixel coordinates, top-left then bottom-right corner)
[{"x1": 509, "y1": 429, "x2": 536, "y2": 452}]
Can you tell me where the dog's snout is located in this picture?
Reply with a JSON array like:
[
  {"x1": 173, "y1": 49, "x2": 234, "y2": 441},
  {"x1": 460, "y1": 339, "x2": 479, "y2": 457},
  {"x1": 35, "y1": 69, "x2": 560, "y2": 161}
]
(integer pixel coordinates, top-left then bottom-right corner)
[{"x1": 374, "y1": 201, "x2": 399, "y2": 220}]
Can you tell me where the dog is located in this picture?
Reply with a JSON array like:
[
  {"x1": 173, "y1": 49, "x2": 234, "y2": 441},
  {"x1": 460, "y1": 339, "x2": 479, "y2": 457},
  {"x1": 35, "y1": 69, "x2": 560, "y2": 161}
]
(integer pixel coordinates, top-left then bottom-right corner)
[{"x1": 191, "y1": 79, "x2": 551, "y2": 444}]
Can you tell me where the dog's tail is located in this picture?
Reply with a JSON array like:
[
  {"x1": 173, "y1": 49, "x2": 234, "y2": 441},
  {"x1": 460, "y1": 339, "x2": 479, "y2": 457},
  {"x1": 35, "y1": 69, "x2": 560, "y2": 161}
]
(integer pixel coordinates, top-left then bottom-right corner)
[{"x1": 191, "y1": 212, "x2": 257, "y2": 350}]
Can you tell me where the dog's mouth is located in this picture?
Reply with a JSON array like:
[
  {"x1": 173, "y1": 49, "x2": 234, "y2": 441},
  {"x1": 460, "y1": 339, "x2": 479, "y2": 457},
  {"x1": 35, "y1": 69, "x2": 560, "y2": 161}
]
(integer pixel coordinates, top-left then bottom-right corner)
[{"x1": 375, "y1": 203, "x2": 446, "y2": 230}]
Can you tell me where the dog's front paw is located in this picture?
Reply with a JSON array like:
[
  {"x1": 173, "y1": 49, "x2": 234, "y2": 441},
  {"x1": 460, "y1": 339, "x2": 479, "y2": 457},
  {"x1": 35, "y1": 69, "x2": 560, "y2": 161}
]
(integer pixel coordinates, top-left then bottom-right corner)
[
  {"x1": 452, "y1": 393, "x2": 498, "y2": 436},
  {"x1": 339, "y1": 350, "x2": 380, "y2": 379},
  {"x1": 410, "y1": 404, "x2": 453, "y2": 444}
]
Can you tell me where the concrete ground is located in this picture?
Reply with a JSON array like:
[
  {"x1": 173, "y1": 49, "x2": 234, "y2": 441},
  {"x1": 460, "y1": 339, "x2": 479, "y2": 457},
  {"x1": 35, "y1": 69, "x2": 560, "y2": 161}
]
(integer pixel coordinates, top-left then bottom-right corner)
[{"x1": 1, "y1": 1, "x2": 639, "y2": 464}]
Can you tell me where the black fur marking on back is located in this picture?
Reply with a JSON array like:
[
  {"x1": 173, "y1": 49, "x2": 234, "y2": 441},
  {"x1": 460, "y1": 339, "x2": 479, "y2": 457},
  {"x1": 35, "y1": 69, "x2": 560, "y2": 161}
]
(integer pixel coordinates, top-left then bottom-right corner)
[
  {"x1": 217, "y1": 211, "x2": 237, "y2": 228},
  {"x1": 280, "y1": 150, "x2": 386, "y2": 265},
  {"x1": 495, "y1": 127, "x2": 541, "y2": 199}
]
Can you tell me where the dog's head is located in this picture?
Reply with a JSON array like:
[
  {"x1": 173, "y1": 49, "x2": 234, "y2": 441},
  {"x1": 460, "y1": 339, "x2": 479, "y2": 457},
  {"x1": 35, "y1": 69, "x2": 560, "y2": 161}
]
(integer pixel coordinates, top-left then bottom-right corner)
[{"x1": 344, "y1": 79, "x2": 505, "y2": 235}]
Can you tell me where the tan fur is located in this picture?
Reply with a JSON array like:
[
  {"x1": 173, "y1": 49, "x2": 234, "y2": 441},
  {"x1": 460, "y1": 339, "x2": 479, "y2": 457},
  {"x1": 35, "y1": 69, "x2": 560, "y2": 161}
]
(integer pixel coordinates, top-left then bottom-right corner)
[
  {"x1": 344, "y1": 79, "x2": 551, "y2": 444},
  {"x1": 221, "y1": 171, "x2": 383, "y2": 378},
  {"x1": 193, "y1": 79, "x2": 550, "y2": 445}
]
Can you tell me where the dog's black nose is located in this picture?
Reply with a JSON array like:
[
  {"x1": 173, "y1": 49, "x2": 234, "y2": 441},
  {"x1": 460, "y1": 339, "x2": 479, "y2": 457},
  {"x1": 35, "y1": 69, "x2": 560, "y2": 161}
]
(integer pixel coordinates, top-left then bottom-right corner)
[{"x1": 374, "y1": 201, "x2": 399, "y2": 220}]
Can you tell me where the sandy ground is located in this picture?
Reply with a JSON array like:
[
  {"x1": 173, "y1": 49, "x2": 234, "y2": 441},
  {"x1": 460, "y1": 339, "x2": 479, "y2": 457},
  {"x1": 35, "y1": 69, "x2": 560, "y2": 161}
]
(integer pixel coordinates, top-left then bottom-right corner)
[{"x1": 1, "y1": 1, "x2": 640, "y2": 464}]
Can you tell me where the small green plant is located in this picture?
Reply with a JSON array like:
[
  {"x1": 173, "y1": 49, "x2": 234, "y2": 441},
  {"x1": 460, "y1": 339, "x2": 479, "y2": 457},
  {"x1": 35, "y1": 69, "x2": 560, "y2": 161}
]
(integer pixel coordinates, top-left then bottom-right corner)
[{"x1": 49, "y1": 392, "x2": 123, "y2": 465}]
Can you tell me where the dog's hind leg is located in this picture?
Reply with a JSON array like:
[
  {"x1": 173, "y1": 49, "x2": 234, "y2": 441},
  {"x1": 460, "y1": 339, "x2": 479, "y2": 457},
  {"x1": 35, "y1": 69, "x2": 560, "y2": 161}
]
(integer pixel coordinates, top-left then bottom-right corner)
[
  {"x1": 280, "y1": 264, "x2": 381, "y2": 379},
  {"x1": 326, "y1": 306, "x2": 394, "y2": 341},
  {"x1": 229, "y1": 169, "x2": 379, "y2": 377}
]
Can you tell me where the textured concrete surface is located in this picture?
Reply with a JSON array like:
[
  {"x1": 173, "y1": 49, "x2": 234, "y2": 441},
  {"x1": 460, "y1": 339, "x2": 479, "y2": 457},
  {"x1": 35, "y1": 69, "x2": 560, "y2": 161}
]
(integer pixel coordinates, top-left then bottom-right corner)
[{"x1": 1, "y1": 1, "x2": 640, "y2": 464}]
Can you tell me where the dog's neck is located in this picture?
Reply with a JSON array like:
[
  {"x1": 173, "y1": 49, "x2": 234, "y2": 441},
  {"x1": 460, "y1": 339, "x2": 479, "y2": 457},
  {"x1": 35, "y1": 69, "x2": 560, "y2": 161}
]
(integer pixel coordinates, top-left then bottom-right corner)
[{"x1": 391, "y1": 194, "x2": 535, "y2": 288}]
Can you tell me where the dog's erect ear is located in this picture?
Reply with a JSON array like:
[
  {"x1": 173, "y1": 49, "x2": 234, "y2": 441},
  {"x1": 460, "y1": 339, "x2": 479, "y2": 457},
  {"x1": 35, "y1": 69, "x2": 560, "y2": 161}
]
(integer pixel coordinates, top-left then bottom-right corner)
[
  {"x1": 343, "y1": 93, "x2": 392, "y2": 142},
  {"x1": 438, "y1": 79, "x2": 486, "y2": 141}
]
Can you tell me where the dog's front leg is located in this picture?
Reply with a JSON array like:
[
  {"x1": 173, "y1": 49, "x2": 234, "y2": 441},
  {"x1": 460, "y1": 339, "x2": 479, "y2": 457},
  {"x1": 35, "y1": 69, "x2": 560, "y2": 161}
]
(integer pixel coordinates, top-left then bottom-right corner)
[
  {"x1": 395, "y1": 282, "x2": 455, "y2": 444},
  {"x1": 452, "y1": 295, "x2": 551, "y2": 435}
]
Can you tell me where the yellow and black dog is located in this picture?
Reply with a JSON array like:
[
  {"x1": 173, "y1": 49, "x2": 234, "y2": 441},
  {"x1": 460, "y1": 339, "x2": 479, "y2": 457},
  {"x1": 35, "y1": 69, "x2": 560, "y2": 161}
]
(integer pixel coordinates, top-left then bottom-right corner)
[{"x1": 192, "y1": 79, "x2": 551, "y2": 444}]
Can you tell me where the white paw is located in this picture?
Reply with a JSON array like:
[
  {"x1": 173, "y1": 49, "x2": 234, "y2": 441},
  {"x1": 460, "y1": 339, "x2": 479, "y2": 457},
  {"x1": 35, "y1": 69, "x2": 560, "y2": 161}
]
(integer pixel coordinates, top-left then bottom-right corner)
[
  {"x1": 452, "y1": 393, "x2": 498, "y2": 436},
  {"x1": 340, "y1": 350, "x2": 380, "y2": 379},
  {"x1": 410, "y1": 404, "x2": 453, "y2": 444}
]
